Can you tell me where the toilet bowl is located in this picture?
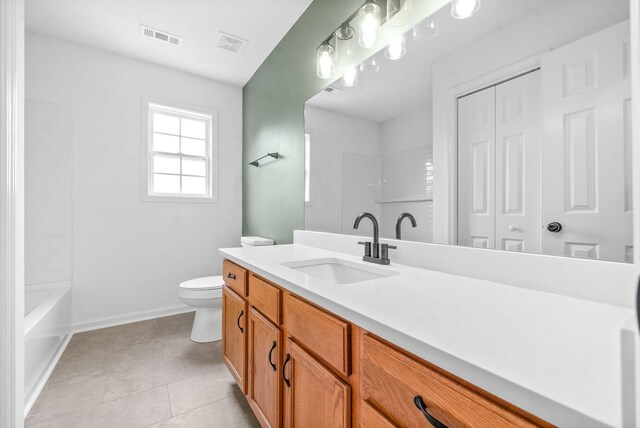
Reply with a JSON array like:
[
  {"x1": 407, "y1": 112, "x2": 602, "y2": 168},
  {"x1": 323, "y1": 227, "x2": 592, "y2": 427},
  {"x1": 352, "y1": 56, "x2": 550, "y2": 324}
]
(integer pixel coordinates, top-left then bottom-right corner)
[
  {"x1": 179, "y1": 237, "x2": 274, "y2": 343},
  {"x1": 178, "y1": 276, "x2": 224, "y2": 343}
]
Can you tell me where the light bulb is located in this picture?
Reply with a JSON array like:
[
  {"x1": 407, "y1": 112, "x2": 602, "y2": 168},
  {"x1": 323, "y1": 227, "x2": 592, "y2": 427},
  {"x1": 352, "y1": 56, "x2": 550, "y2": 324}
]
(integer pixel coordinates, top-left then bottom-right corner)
[
  {"x1": 358, "y1": 2, "x2": 381, "y2": 48},
  {"x1": 387, "y1": 0, "x2": 412, "y2": 27},
  {"x1": 316, "y1": 43, "x2": 335, "y2": 80},
  {"x1": 385, "y1": 34, "x2": 406, "y2": 60},
  {"x1": 335, "y1": 25, "x2": 355, "y2": 64},
  {"x1": 342, "y1": 67, "x2": 359, "y2": 87},
  {"x1": 451, "y1": 0, "x2": 481, "y2": 19}
]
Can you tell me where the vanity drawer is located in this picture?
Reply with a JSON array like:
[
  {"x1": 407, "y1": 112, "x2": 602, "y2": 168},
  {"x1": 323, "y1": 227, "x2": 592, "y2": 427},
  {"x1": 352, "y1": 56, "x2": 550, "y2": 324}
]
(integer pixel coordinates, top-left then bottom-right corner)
[
  {"x1": 283, "y1": 294, "x2": 350, "y2": 376},
  {"x1": 248, "y1": 274, "x2": 281, "y2": 325},
  {"x1": 362, "y1": 334, "x2": 549, "y2": 428},
  {"x1": 223, "y1": 259, "x2": 247, "y2": 297},
  {"x1": 362, "y1": 400, "x2": 398, "y2": 428}
]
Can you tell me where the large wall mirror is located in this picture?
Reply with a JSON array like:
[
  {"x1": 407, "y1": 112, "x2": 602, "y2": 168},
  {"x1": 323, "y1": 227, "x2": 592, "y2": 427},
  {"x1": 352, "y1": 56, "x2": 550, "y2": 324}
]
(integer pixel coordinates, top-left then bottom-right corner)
[{"x1": 304, "y1": 0, "x2": 633, "y2": 263}]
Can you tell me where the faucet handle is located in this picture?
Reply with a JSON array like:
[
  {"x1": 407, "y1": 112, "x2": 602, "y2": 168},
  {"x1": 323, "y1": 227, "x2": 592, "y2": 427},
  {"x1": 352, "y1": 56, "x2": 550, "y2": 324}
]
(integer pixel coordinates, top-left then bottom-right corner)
[
  {"x1": 357, "y1": 241, "x2": 372, "y2": 258},
  {"x1": 380, "y1": 243, "x2": 397, "y2": 262}
]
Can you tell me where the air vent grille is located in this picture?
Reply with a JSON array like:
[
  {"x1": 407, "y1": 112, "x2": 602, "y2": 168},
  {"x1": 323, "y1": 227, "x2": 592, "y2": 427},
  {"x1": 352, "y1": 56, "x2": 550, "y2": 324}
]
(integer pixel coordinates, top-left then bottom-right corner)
[
  {"x1": 324, "y1": 86, "x2": 342, "y2": 93},
  {"x1": 214, "y1": 32, "x2": 247, "y2": 54},
  {"x1": 139, "y1": 25, "x2": 182, "y2": 47}
]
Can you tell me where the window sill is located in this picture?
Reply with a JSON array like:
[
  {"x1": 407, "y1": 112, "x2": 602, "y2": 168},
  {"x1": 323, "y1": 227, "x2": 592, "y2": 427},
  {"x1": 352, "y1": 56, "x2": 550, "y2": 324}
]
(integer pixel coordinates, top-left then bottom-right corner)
[{"x1": 141, "y1": 194, "x2": 218, "y2": 204}]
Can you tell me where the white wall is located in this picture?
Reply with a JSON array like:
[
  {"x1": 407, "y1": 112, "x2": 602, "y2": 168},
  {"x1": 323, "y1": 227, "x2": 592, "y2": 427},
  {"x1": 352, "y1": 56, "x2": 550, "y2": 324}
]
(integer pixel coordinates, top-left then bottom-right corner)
[
  {"x1": 379, "y1": 105, "x2": 433, "y2": 242},
  {"x1": 304, "y1": 104, "x2": 435, "y2": 242},
  {"x1": 25, "y1": 33, "x2": 243, "y2": 328},
  {"x1": 304, "y1": 106, "x2": 381, "y2": 236},
  {"x1": 25, "y1": 100, "x2": 72, "y2": 286}
]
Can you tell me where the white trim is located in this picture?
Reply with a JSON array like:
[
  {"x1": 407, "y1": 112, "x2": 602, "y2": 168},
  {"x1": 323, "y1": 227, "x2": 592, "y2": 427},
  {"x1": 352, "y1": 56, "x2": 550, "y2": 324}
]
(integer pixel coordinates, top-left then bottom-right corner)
[
  {"x1": 0, "y1": 1, "x2": 24, "y2": 427},
  {"x1": 140, "y1": 96, "x2": 219, "y2": 204},
  {"x1": 433, "y1": 53, "x2": 544, "y2": 245},
  {"x1": 23, "y1": 334, "x2": 71, "y2": 417},
  {"x1": 631, "y1": 0, "x2": 640, "y2": 272},
  {"x1": 72, "y1": 304, "x2": 194, "y2": 333}
]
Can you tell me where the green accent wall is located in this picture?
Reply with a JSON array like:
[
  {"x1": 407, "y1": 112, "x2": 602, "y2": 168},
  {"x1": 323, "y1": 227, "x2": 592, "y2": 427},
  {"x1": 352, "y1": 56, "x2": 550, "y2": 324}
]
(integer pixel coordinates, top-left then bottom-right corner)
[{"x1": 242, "y1": 0, "x2": 448, "y2": 244}]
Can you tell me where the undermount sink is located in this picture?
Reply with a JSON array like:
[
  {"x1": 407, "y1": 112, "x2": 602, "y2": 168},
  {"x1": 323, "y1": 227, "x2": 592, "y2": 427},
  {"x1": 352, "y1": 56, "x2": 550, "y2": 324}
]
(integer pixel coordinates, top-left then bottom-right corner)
[{"x1": 281, "y1": 258, "x2": 398, "y2": 284}]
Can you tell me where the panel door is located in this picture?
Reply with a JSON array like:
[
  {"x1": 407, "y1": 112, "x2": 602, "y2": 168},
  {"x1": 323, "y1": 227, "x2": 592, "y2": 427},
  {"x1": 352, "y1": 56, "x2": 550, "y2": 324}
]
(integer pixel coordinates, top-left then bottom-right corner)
[
  {"x1": 457, "y1": 86, "x2": 497, "y2": 249},
  {"x1": 248, "y1": 308, "x2": 281, "y2": 428},
  {"x1": 222, "y1": 286, "x2": 248, "y2": 394},
  {"x1": 495, "y1": 70, "x2": 542, "y2": 253},
  {"x1": 541, "y1": 20, "x2": 632, "y2": 262},
  {"x1": 283, "y1": 338, "x2": 351, "y2": 428}
]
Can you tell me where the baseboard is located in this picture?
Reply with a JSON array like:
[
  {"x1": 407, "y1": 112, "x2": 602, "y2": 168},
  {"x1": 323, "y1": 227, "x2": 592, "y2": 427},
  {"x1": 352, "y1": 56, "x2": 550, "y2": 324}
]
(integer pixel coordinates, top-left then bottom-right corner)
[
  {"x1": 72, "y1": 304, "x2": 194, "y2": 333},
  {"x1": 24, "y1": 333, "x2": 72, "y2": 417}
]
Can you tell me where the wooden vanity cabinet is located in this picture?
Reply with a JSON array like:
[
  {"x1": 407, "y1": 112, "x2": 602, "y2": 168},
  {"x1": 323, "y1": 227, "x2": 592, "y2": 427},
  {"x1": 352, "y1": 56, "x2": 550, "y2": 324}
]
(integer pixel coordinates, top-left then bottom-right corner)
[
  {"x1": 247, "y1": 308, "x2": 281, "y2": 428},
  {"x1": 221, "y1": 259, "x2": 552, "y2": 428},
  {"x1": 361, "y1": 333, "x2": 552, "y2": 428},
  {"x1": 283, "y1": 338, "x2": 351, "y2": 428},
  {"x1": 222, "y1": 286, "x2": 248, "y2": 394}
]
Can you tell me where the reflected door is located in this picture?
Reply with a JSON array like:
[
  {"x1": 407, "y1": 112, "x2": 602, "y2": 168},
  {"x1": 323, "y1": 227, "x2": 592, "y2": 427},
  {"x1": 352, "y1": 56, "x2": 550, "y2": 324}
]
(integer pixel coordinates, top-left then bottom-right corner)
[
  {"x1": 541, "y1": 21, "x2": 632, "y2": 262},
  {"x1": 458, "y1": 70, "x2": 542, "y2": 252}
]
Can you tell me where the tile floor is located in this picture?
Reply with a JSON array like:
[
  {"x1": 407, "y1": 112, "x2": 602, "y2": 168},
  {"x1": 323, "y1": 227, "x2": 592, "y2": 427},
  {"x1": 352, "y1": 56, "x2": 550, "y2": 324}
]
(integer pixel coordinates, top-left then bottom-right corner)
[{"x1": 26, "y1": 312, "x2": 261, "y2": 428}]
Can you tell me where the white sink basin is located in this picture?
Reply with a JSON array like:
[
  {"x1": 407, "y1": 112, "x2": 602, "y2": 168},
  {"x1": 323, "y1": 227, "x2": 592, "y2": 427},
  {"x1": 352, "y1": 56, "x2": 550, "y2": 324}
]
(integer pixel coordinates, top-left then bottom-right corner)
[{"x1": 282, "y1": 258, "x2": 398, "y2": 284}]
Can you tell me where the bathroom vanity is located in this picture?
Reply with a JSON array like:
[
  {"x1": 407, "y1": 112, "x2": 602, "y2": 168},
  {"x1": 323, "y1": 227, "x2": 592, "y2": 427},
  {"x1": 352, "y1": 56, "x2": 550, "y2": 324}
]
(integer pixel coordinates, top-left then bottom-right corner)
[
  {"x1": 219, "y1": 239, "x2": 636, "y2": 427},
  {"x1": 220, "y1": 257, "x2": 549, "y2": 427}
]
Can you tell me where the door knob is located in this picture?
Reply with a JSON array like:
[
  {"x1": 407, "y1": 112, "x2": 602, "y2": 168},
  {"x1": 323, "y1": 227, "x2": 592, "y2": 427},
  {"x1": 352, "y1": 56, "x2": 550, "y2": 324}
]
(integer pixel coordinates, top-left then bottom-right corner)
[{"x1": 546, "y1": 222, "x2": 562, "y2": 233}]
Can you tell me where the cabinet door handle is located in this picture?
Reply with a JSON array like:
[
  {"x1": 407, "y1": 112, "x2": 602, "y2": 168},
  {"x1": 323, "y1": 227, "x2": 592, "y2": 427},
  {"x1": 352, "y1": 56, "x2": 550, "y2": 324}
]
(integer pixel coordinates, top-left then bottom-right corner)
[
  {"x1": 237, "y1": 310, "x2": 244, "y2": 333},
  {"x1": 282, "y1": 353, "x2": 291, "y2": 387},
  {"x1": 268, "y1": 340, "x2": 277, "y2": 371},
  {"x1": 227, "y1": 272, "x2": 236, "y2": 280},
  {"x1": 414, "y1": 396, "x2": 448, "y2": 428}
]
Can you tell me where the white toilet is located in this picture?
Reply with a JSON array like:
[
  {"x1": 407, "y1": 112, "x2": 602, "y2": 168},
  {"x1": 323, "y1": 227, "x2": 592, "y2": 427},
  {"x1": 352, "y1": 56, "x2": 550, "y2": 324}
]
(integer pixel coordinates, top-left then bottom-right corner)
[{"x1": 178, "y1": 236, "x2": 274, "y2": 343}]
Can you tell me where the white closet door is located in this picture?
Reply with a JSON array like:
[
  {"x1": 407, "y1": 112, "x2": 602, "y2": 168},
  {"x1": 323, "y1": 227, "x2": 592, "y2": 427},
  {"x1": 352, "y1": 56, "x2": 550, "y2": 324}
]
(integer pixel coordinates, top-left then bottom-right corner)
[
  {"x1": 495, "y1": 71, "x2": 542, "y2": 253},
  {"x1": 541, "y1": 21, "x2": 632, "y2": 262},
  {"x1": 457, "y1": 87, "x2": 496, "y2": 249}
]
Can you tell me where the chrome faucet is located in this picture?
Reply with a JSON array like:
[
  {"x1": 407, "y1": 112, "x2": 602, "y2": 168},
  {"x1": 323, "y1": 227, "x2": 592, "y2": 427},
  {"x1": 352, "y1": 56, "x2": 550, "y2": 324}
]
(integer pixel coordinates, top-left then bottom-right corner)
[
  {"x1": 353, "y1": 212, "x2": 396, "y2": 265},
  {"x1": 395, "y1": 213, "x2": 417, "y2": 240}
]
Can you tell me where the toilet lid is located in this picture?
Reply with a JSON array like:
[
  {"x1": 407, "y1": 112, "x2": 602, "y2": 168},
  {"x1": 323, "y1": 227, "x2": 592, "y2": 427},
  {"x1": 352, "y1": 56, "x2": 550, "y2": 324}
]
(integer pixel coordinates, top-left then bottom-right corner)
[{"x1": 179, "y1": 276, "x2": 224, "y2": 291}]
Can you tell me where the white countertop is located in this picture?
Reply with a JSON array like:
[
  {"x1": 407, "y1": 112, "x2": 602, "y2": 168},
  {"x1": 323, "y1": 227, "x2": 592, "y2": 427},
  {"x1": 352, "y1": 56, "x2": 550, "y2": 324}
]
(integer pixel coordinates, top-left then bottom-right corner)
[{"x1": 219, "y1": 244, "x2": 636, "y2": 427}]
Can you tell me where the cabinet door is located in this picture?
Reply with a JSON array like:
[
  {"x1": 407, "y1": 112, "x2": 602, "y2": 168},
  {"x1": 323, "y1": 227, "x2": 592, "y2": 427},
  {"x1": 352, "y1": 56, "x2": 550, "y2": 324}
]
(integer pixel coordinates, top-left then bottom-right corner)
[
  {"x1": 222, "y1": 286, "x2": 247, "y2": 394},
  {"x1": 283, "y1": 338, "x2": 350, "y2": 428},
  {"x1": 248, "y1": 308, "x2": 281, "y2": 428}
]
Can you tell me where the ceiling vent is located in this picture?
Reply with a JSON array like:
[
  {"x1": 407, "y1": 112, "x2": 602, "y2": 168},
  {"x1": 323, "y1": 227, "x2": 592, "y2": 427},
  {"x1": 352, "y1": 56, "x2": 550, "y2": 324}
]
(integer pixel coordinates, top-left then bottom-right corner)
[
  {"x1": 139, "y1": 25, "x2": 182, "y2": 47},
  {"x1": 214, "y1": 32, "x2": 248, "y2": 54},
  {"x1": 324, "y1": 86, "x2": 342, "y2": 93}
]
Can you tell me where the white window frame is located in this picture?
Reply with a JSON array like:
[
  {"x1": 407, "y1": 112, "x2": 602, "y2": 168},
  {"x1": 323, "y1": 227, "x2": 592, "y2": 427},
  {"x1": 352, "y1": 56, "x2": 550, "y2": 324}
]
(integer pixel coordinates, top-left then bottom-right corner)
[
  {"x1": 304, "y1": 133, "x2": 311, "y2": 206},
  {"x1": 141, "y1": 98, "x2": 218, "y2": 203}
]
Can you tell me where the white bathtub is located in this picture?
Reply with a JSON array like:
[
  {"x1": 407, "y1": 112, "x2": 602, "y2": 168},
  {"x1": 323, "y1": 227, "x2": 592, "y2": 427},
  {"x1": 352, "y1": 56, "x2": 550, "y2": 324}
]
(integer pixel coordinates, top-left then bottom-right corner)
[{"x1": 24, "y1": 282, "x2": 71, "y2": 415}]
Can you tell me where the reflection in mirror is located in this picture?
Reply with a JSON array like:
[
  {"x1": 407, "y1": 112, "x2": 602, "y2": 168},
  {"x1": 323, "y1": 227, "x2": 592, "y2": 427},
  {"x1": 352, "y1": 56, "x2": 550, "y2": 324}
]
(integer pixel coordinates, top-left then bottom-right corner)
[{"x1": 304, "y1": 0, "x2": 632, "y2": 262}]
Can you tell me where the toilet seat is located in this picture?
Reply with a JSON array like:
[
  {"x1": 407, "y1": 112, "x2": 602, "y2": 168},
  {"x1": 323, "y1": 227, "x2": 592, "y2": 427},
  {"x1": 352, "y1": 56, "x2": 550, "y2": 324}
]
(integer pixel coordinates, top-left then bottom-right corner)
[{"x1": 178, "y1": 276, "x2": 224, "y2": 291}]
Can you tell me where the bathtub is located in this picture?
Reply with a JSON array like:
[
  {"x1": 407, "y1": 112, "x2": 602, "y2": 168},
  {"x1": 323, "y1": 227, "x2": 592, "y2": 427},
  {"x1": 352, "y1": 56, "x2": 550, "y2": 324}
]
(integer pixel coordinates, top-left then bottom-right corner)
[{"x1": 24, "y1": 282, "x2": 71, "y2": 415}]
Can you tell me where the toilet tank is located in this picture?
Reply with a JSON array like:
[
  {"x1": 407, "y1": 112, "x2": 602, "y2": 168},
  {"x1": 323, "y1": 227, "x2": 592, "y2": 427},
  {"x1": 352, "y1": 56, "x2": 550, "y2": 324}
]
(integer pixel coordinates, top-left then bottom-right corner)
[{"x1": 241, "y1": 236, "x2": 274, "y2": 247}]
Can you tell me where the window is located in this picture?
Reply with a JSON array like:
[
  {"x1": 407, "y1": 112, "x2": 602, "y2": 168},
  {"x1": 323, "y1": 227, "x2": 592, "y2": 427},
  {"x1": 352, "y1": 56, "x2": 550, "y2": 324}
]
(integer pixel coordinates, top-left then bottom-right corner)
[{"x1": 144, "y1": 103, "x2": 216, "y2": 201}]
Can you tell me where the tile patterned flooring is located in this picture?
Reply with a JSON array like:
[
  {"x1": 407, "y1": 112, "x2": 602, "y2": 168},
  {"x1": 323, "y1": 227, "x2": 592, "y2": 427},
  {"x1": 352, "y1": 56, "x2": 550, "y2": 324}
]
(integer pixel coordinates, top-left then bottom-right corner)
[{"x1": 26, "y1": 312, "x2": 261, "y2": 427}]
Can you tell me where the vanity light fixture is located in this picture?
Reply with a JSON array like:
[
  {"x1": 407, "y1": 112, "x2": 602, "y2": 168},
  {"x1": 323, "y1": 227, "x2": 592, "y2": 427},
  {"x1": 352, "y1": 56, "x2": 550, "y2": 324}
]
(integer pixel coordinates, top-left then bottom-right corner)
[
  {"x1": 451, "y1": 0, "x2": 481, "y2": 19},
  {"x1": 342, "y1": 67, "x2": 359, "y2": 87},
  {"x1": 316, "y1": 42, "x2": 336, "y2": 79},
  {"x1": 385, "y1": 34, "x2": 406, "y2": 60},
  {"x1": 335, "y1": 25, "x2": 355, "y2": 64},
  {"x1": 386, "y1": 0, "x2": 412, "y2": 27},
  {"x1": 358, "y1": 1, "x2": 381, "y2": 48}
]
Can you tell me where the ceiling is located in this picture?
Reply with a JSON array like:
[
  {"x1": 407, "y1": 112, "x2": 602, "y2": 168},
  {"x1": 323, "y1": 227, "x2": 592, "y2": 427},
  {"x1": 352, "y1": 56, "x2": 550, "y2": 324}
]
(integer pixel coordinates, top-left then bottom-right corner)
[
  {"x1": 26, "y1": 0, "x2": 313, "y2": 87},
  {"x1": 307, "y1": 0, "x2": 629, "y2": 123}
]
